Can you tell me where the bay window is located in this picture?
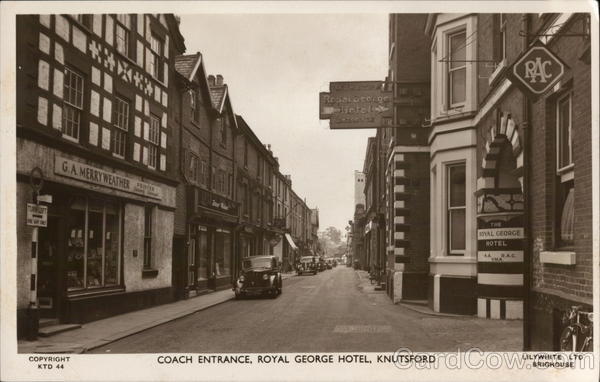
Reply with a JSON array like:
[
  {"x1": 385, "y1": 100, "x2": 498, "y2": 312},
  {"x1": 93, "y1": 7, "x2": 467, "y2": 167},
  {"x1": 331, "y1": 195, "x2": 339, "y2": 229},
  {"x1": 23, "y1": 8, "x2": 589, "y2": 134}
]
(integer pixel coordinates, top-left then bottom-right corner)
[
  {"x1": 148, "y1": 114, "x2": 160, "y2": 169},
  {"x1": 150, "y1": 33, "x2": 164, "y2": 81}
]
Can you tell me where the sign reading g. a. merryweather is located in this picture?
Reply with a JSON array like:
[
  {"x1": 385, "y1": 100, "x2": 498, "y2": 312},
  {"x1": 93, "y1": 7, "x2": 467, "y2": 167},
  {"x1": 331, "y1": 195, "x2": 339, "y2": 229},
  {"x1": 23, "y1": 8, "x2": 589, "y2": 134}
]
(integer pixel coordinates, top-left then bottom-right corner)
[
  {"x1": 511, "y1": 41, "x2": 566, "y2": 96},
  {"x1": 54, "y1": 156, "x2": 162, "y2": 200},
  {"x1": 319, "y1": 81, "x2": 392, "y2": 129}
]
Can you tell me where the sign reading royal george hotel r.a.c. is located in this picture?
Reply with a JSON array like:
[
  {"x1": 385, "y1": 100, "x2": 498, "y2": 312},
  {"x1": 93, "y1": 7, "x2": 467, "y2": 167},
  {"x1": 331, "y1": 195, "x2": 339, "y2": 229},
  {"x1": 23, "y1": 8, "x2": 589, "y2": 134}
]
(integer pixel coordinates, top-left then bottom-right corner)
[
  {"x1": 54, "y1": 156, "x2": 162, "y2": 200},
  {"x1": 510, "y1": 41, "x2": 566, "y2": 96}
]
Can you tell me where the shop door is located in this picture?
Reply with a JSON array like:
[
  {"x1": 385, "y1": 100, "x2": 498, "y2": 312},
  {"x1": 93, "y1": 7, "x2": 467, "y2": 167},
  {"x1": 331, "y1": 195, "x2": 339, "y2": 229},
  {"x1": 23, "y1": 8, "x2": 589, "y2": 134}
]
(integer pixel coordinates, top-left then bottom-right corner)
[
  {"x1": 37, "y1": 216, "x2": 61, "y2": 318},
  {"x1": 187, "y1": 233, "x2": 197, "y2": 289},
  {"x1": 197, "y1": 227, "x2": 210, "y2": 290}
]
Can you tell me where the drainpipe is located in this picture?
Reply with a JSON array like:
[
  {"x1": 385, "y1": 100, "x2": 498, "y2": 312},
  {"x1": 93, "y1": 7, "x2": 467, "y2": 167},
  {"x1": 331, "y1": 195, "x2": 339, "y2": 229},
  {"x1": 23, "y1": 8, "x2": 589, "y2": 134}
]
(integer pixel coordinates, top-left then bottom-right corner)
[{"x1": 521, "y1": 13, "x2": 532, "y2": 351}]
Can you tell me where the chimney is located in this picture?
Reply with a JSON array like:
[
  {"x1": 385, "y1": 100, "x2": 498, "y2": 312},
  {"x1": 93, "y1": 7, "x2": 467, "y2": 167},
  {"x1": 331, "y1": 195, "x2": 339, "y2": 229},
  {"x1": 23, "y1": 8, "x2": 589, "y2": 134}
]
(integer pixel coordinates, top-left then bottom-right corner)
[
  {"x1": 208, "y1": 75, "x2": 215, "y2": 86},
  {"x1": 216, "y1": 74, "x2": 224, "y2": 86}
]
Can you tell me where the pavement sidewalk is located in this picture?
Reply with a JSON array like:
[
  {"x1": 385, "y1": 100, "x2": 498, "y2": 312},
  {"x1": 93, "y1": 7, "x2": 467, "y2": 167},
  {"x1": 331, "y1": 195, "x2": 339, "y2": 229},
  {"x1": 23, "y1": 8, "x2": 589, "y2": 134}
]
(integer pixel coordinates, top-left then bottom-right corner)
[{"x1": 18, "y1": 272, "x2": 297, "y2": 354}]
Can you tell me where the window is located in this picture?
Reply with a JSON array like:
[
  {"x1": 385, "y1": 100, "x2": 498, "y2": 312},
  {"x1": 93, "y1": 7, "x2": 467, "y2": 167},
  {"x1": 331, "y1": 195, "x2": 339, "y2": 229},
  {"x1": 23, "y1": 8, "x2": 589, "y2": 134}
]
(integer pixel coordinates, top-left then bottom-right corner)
[
  {"x1": 190, "y1": 90, "x2": 200, "y2": 123},
  {"x1": 494, "y1": 14, "x2": 507, "y2": 64},
  {"x1": 218, "y1": 118, "x2": 227, "y2": 146},
  {"x1": 150, "y1": 34, "x2": 164, "y2": 81},
  {"x1": 148, "y1": 114, "x2": 160, "y2": 169},
  {"x1": 447, "y1": 30, "x2": 467, "y2": 107},
  {"x1": 115, "y1": 14, "x2": 132, "y2": 58},
  {"x1": 66, "y1": 197, "x2": 121, "y2": 290},
  {"x1": 556, "y1": 93, "x2": 574, "y2": 247},
  {"x1": 244, "y1": 140, "x2": 248, "y2": 167},
  {"x1": 557, "y1": 94, "x2": 573, "y2": 171},
  {"x1": 447, "y1": 163, "x2": 466, "y2": 255},
  {"x1": 200, "y1": 160, "x2": 208, "y2": 186},
  {"x1": 188, "y1": 153, "x2": 199, "y2": 183},
  {"x1": 143, "y1": 205, "x2": 153, "y2": 269},
  {"x1": 112, "y1": 95, "x2": 129, "y2": 157},
  {"x1": 62, "y1": 67, "x2": 84, "y2": 140},
  {"x1": 214, "y1": 230, "x2": 231, "y2": 277}
]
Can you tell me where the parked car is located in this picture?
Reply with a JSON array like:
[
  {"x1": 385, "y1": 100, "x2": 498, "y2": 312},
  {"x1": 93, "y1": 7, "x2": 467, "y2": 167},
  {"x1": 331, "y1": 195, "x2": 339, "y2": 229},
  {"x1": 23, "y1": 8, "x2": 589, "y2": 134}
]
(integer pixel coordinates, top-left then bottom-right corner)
[
  {"x1": 332, "y1": 259, "x2": 337, "y2": 267},
  {"x1": 296, "y1": 256, "x2": 318, "y2": 275},
  {"x1": 233, "y1": 256, "x2": 282, "y2": 299},
  {"x1": 325, "y1": 259, "x2": 333, "y2": 269}
]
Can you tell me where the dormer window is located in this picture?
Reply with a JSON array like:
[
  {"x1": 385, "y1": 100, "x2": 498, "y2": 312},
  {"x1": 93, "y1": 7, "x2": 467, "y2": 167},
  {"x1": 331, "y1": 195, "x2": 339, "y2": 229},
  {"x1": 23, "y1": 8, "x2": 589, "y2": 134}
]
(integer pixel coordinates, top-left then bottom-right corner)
[{"x1": 190, "y1": 90, "x2": 200, "y2": 123}]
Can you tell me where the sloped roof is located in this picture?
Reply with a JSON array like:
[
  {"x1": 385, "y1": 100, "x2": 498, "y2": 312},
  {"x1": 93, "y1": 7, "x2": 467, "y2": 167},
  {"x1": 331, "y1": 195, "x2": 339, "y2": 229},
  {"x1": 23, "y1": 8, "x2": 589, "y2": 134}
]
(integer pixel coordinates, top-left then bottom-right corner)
[
  {"x1": 209, "y1": 85, "x2": 227, "y2": 112},
  {"x1": 174, "y1": 53, "x2": 201, "y2": 82}
]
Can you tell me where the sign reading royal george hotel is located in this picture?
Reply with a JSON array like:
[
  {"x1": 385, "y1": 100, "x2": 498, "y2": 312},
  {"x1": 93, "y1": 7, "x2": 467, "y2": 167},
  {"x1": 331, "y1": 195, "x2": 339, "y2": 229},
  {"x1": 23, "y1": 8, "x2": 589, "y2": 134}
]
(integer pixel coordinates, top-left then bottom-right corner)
[
  {"x1": 319, "y1": 81, "x2": 392, "y2": 129},
  {"x1": 54, "y1": 156, "x2": 162, "y2": 200}
]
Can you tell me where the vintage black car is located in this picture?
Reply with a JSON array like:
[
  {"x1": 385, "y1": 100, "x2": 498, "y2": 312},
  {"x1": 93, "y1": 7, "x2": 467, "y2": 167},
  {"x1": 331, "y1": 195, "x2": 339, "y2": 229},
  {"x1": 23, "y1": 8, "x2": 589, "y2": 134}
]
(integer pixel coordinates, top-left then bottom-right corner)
[
  {"x1": 233, "y1": 256, "x2": 282, "y2": 299},
  {"x1": 296, "y1": 256, "x2": 318, "y2": 275}
]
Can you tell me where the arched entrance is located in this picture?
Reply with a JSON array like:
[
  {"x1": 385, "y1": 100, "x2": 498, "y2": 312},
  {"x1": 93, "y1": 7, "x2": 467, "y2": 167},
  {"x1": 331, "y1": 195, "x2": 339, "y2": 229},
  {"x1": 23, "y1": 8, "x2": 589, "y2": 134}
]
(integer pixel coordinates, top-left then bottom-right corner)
[{"x1": 476, "y1": 111, "x2": 524, "y2": 320}]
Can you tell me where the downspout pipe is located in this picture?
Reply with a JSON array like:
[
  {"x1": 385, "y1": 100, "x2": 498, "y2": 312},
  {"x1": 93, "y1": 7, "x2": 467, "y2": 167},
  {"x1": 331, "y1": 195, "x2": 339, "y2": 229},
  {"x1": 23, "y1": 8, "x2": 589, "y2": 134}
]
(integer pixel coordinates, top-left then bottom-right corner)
[{"x1": 521, "y1": 13, "x2": 532, "y2": 351}]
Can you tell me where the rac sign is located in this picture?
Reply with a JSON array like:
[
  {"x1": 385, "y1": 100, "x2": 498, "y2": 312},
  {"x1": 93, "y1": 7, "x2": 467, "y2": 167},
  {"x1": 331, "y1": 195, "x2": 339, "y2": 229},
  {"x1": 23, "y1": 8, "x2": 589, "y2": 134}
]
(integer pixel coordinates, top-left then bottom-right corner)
[{"x1": 512, "y1": 44, "x2": 565, "y2": 96}]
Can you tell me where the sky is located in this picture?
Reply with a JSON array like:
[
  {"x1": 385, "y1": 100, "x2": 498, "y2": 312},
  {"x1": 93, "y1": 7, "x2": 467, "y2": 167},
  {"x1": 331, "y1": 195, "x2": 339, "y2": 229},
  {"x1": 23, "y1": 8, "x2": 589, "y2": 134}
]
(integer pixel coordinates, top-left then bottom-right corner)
[{"x1": 179, "y1": 14, "x2": 388, "y2": 232}]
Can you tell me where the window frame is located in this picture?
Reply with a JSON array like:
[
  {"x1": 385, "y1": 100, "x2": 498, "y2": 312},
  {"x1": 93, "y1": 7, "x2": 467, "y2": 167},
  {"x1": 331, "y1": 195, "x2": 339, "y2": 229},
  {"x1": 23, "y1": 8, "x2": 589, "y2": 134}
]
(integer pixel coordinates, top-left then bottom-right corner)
[
  {"x1": 111, "y1": 94, "x2": 130, "y2": 158},
  {"x1": 555, "y1": 92, "x2": 575, "y2": 248},
  {"x1": 143, "y1": 205, "x2": 153, "y2": 269},
  {"x1": 446, "y1": 29, "x2": 467, "y2": 109},
  {"x1": 148, "y1": 114, "x2": 161, "y2": 169},
  {"x1": 149, "y1": 33, "x2": 164, "y2": 82},
  {"x1": 446, "y1": 162, "x2": 466, "y2": 256},
  {"x1": 62, "y1": 66, "x2": 85, "y2": 142},
  {"x1": 115, "y1": 14, "x2": 133, "y2": 59}
]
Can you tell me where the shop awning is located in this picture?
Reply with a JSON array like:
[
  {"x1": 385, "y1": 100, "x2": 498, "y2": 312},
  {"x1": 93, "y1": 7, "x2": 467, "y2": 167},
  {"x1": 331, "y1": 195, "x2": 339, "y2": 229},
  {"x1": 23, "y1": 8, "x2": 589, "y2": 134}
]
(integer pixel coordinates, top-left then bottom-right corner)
[{"x1": 285, "y1": 233, "x2": 298, "y2": 251}]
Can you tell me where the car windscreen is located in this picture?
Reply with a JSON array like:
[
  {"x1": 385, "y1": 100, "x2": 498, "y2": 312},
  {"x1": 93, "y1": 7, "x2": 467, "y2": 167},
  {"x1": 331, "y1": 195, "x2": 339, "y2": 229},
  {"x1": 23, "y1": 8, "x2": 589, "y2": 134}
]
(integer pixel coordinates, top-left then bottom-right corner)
[{"x1": 243, "y1": 258, "x2": 273, "y2": 270}]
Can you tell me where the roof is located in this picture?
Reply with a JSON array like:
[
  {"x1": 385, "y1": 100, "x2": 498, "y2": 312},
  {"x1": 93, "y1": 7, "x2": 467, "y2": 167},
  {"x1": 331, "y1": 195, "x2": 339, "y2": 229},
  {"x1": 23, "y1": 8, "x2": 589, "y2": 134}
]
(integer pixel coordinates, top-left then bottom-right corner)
[
  {"x1": 209, "y1": 85, "x2": 228, "y2": 112},
  {"x1": 174, "y1": 53, "x2": 200, "y2": 82}
]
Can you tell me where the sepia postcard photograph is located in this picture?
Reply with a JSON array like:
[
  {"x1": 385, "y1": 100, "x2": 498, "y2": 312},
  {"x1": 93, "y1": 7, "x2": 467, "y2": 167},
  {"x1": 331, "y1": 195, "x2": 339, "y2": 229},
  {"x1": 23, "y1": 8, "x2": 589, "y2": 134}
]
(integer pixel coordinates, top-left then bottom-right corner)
[{"x1": 0, "y1": 1, "x2": 598, "y2": 381}]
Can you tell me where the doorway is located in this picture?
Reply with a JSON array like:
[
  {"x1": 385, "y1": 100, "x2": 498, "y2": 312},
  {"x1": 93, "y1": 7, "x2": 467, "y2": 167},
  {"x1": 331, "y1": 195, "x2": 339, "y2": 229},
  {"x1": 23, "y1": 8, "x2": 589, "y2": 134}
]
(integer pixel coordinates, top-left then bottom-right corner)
[{"x1": 37, "y1": 216, "x2": 61, "y2": 318}]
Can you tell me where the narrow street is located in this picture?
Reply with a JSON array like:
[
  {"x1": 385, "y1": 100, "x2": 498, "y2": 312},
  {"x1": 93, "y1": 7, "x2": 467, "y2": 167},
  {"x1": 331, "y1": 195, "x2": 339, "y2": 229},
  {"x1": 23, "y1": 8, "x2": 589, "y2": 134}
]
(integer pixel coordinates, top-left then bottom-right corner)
[{"x1": 89, "y1": 267, "x2": 521, "y2": 353}]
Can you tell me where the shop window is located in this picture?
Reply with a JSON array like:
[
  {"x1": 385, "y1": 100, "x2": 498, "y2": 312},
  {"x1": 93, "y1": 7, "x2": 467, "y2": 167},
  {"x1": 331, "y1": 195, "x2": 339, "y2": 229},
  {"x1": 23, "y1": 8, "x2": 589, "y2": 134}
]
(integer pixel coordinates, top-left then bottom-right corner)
[
  {"x1": 447, "y1": 30, "x2": 467, "y2": 108},
  {"x1": 148, "y1": 114, "x2": 160, "y2": 169},
  {"x1": 150, "y1": 33, "x2": 164, "y2": 82},
  {"x1": 197, "y1": 228, "x2": 209, "y2": 281},
  {"x1": 214, "y1": 229, "x2": 231, "y2": 277},
  {"x1": 556, "y1": 93, "x2": 574, "y2": 247},
  {"x1": 143, "y1": 205, "x2": 153, "y2": 269},
  {"x1": 115, "y1": 14, "x2": 133, "y2": 59},
  {"x1": 62, "y1": 66, "x2": 84, "y2": 141},
  {"x1": 111, "y1": 95, "x2": 129, "y2": 158},
  {"x1": 66, "y1": 197, "x2": 121, "y2": 291},
  {"x1": 447, "y1": 163, "x2": 466, "y2": 255}
]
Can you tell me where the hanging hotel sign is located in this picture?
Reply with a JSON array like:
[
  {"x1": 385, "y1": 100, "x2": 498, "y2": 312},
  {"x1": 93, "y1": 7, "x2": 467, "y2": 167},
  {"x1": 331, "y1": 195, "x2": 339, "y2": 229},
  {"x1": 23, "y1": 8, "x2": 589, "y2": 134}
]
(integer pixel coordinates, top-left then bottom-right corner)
[
  {"x1": 510, "y1": 41, "x2": 566, "y2": 96},
  {"x1": 54, "y1": 156, "x2": 162, "y2": 200},
  {"x1": 319, "y1": 81, "x2": 392, "y2": 129}
]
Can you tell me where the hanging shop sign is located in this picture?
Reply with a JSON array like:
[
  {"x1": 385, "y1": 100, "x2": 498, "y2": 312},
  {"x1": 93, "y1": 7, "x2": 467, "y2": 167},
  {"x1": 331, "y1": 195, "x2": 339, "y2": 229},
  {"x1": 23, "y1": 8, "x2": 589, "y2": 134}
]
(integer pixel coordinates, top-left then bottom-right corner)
[
  {"x1": 510, "y1": 41, "x2": 566, "y2": 97},
  {"x1": 27, "y1": 203, "x2": 48, "y2": 227},
  {"x1": 319, "y1": 81, "x2": 392, "y2": 129},
  {"x1": 54, "y1": 156, "x2": 162, "y2": 200}
]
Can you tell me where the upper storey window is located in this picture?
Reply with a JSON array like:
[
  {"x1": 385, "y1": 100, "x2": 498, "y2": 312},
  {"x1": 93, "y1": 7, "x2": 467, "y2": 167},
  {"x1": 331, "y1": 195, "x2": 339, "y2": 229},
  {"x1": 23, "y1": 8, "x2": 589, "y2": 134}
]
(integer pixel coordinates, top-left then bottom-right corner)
[{"x1": 447, "y1": 30, "x2": 467, "y2": 107}]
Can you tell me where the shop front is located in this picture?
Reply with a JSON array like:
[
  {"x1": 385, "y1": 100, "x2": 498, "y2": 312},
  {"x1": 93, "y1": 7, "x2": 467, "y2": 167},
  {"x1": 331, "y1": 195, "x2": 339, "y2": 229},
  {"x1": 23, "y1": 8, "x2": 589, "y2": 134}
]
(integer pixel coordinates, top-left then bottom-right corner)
[
  {"x1": 17, "y1": 146, "x2": 176, "y2": 335},
  {"x1": 186, "y1": 186, "x2": 238, "y2": 294}
]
